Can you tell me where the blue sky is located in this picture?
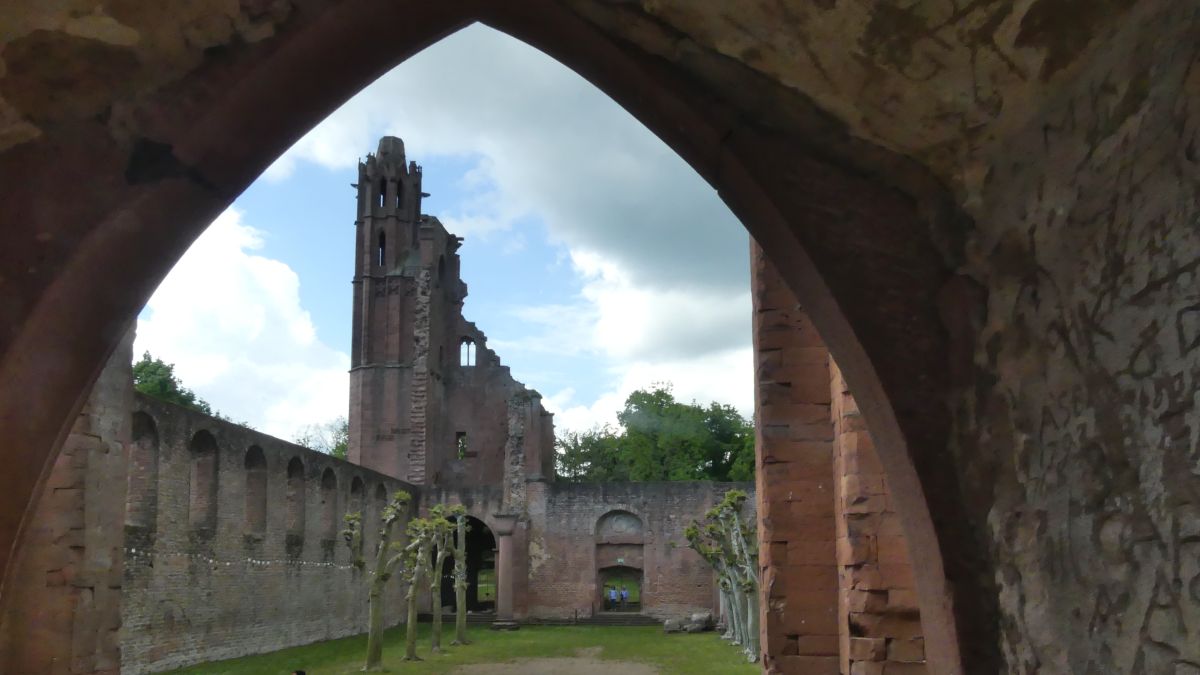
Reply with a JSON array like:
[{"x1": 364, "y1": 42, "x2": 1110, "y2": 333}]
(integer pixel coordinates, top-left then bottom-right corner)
[{"x1": 136, "y1": 24, "x2": 752, "y2": 440}]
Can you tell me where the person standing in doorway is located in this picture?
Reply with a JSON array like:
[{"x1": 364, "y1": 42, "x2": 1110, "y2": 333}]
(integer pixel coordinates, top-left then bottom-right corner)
[
  {"x1": 607, "y1": 586, "x2": 618, "y2": 611},
  {"x1": 620, "y1": 586, "x2": 629, "y2": 610}
]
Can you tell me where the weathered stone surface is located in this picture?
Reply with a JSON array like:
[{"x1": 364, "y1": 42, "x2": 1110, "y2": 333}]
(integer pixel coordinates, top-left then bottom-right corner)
[
  {"x1": 2, "y1": 1, "x2": 1197, "y2": 673},
  {"x1": 121, "y1": 396, "x2": 417, "y2": 675}
]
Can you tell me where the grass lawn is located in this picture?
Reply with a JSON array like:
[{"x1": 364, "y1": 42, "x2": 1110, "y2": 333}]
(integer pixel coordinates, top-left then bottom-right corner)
[{"x1": 165, "y1": 623, "x2": 759, "y2": 674}]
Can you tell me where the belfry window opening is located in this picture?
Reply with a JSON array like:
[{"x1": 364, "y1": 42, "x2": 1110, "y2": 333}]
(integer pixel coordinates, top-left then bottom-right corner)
[
  {"x1": 377, "y1": 231, "x2": 386, "y2": 268},
  {"x1": 460, "y1": 339, "x2": 476, "y2": 367},
  {"x1": 377, "y1": 177, "x2": 386, "y2": 208}
]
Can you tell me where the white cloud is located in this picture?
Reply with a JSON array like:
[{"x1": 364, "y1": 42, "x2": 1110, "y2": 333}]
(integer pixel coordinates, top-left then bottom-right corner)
[
  {"x1": 262, "y1": 24, "x2": 747, "y2": 292},
  {"x1": 197, "y1": 24, "x2": 754, "y2": 438},
  {"x1": 544, "y1": 348, "x2": 754, "y2": 433},
  {"x1": 135, "y1": 209, "x2": 349, "y2": 439}
]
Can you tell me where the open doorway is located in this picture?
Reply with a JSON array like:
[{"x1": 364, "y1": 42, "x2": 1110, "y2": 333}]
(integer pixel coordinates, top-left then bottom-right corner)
[
  {"x1": 598, "y1": 565, "x2": 643, "y2": 613},
  {"x1": 438, "y1": 515, "x2": 496, "y2": 613}
]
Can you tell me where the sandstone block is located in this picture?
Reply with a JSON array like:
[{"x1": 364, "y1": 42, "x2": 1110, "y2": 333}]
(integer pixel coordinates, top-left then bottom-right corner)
[
  {"x1": 849, "y1": 636, "x2": 887, "y2": 661},
  {"x1": 888, "y1": 637, "x2": 925, "y2": 662}
]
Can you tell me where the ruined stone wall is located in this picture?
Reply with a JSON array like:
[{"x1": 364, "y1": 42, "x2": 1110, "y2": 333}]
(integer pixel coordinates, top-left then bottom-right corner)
[
  {"x1": 0, "y1": 331, "x2": 132, "y2": 675},
  {"x1": 751, "y1": 242, "x2": 840, "y2": 674},
  {"x1": 529, "y1": 482, "x2": 751, "y2": 621},
  {"x1": 438, "y1": 326, "x2": 519, "y2": 488},
  {"x1": 831, "y1": 362, "x2": 926, "y2": 674},
  {"x1": 347, "y1": 139, "x2": 556, "y2": 490},
  {"x1": 423, "y1": 482, "x2": 750, "y2": 622},
  {"x1": 121, "y1": 395, "x2": 417, "y2": 674}
]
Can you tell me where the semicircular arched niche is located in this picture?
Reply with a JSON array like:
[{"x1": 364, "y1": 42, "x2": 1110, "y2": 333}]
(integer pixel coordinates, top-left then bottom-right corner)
[{"x1": 595, "y1": 510, "x2": 644, "y2": 613}]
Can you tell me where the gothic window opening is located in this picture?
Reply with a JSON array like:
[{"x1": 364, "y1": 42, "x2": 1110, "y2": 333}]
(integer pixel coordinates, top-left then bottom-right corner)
[
  {"x1": 456, "y1": 432, "x2": 469, "y2": 459},
  {"x1": 378, "y1": 177, "x2": 387, "y2": 208},
  {"x1": 244, "y1": 446, "x2": 267, "y2": 534},
  {"x1": 460, "y1": 339, "x2": 475, "y2": 367},
  {"x1": 395, "y1": 183, "x2": 403, "y2": 209},
  {"x1": 377, "y1": 231, "x2": 386, "y2": 268}
]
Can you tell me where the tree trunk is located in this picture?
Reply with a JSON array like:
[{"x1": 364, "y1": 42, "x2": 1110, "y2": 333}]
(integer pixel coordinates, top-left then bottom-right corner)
[
  {"x1": 403, "y1": 572, "x2": 422, "y2": 661},
  {"x1": 729, "y1": 584, "x2": 747, "y2": 647},
  {"x1": 745, "y1": 583, "x2": 760, "y2": 663},
  {"x1": 431, "y1": 552, "x2": 448, "y2": 653},
  {"x1": 364, "y1": 582, "x2": 386, "y2": 671},
  {"x1": 452, "y1": 516, "x2": 470, "y2": 645},
  {"x1": 719, "y1": 586, "x2": 734, "y2": 640}
]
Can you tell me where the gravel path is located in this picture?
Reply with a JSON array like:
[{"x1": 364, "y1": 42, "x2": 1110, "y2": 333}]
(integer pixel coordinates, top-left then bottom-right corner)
[{"x1": 449, "y1": 647, "x2": 659, "y2": 674}]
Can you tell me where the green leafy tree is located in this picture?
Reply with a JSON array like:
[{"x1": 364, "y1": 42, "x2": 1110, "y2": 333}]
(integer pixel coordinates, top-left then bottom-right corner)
[
  {"x1": 132, "y1": 352, "x2": 213, "y2": 414},
  {"x1": 685, "y1": 489, "x2": 759, "y2": 662},
  {"x1": 555, "y1": 426, "x2": 628, "y2": 482},
  {"x1": 295, "y1": 417, "x2": 349, "y2": 459},
  {"x1": 555, "y1": 385, "x2": 755, "y2": 482},
  {"x1": 133, "y1": 351, "x2": 251, "y2": 426}
]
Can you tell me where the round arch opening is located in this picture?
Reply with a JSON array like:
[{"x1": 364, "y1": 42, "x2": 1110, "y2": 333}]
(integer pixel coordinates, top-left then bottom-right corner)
[{"x1": 437, "y1": 515, "x2": 496, "y2": 613}]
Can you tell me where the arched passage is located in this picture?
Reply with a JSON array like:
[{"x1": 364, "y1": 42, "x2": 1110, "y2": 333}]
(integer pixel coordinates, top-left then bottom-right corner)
[
  {"x1": 595, "y1": 510, "x2": 645, "y2": 614},
  {"x1": 438, "y1": 515, "x2": 496, "y2": 613},
  {"x1": 0, "y1": 4, "x2": 976, "y2": 670},
  {"x1": 598, "y1": 565, "x2": 642, "y2": 613}
]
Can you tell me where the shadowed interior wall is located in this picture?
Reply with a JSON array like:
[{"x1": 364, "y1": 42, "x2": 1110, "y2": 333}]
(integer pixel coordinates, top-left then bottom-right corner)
[{"x1": 0, "y1": 331, "x2": 132, "y2": 675}]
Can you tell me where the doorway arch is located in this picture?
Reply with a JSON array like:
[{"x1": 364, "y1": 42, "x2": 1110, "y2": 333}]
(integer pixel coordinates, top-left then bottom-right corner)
[
  {"x1": 437, "y1": 515, "x2": 497, "y2": 613},
  {"x1": 0, "y1": 4, "x2": 974, "y2": 670},
  {"x1": 595, "y1": 510, "x2": 644, "y2": 613}
]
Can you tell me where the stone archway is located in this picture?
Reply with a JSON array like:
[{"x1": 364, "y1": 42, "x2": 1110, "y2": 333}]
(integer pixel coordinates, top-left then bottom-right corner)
[
  {"x1": 0, "y1": 3, "x2": 979, "y2": 671},
  {"x1": 438, "y1": 515, "x2": 497, "y2": 613},
  {"x1": 595, "y1": 511, "x2": 645, "y2": 614}
]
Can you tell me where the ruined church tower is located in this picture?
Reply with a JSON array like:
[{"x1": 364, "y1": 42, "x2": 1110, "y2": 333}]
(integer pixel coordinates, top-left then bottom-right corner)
[
  {"x1": 347, "y1": 136, "x2": 436, "y2": 482},
  {"x1": 348, "y1": 136, "x2": 555, "y2": 488}
]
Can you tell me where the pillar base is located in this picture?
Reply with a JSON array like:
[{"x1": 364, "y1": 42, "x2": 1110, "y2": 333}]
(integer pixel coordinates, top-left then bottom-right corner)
[{"x1": 490, "y1": 620, "x2": 521, "y2": 631}]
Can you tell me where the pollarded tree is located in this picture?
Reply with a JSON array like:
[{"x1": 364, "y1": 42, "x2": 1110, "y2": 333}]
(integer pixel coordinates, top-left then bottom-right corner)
[
  {"x1": 401, "y1": 516, "x2": 436, "y2": 661},
  {"x1": 449, "y1": 507, "x2": 471, "y2": 646},
  {"x1": 685, "y1": 489, "x2": 759, "y2": 662},
  {"x1": 342, "y1": 490, "x2": 412, "y2": 672},
  {"x1": 426, "y1": 504, "x2": 460, "y2": 653}
]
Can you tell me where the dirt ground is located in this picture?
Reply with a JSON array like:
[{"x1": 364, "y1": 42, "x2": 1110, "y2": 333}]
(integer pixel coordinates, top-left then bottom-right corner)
[{"x1": 449, "y1": 647, "x2": 659, "y2": 674}]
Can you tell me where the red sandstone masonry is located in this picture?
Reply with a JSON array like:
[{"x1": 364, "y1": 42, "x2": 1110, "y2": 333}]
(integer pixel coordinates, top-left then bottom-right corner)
[
  {"x1": 831, "y1": 362, "x2": 927, "y2": 675},
  {"x1": 751, "y1": 242, "x2": 839, "y2": 675},
  {"x1": 753, "y1": 242, "x2": 927, "y2": 674}
]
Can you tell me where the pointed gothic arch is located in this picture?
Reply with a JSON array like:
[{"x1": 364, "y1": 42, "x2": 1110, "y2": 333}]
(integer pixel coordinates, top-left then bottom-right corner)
[{"x1": 0, "y1": 7, "x2": 976, "y2": 670}]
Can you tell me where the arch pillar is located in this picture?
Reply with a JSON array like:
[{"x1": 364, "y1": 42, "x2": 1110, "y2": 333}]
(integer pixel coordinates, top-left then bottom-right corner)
[{"x1": 490, "y1": 513, "x2": 519, "y2": 630}]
